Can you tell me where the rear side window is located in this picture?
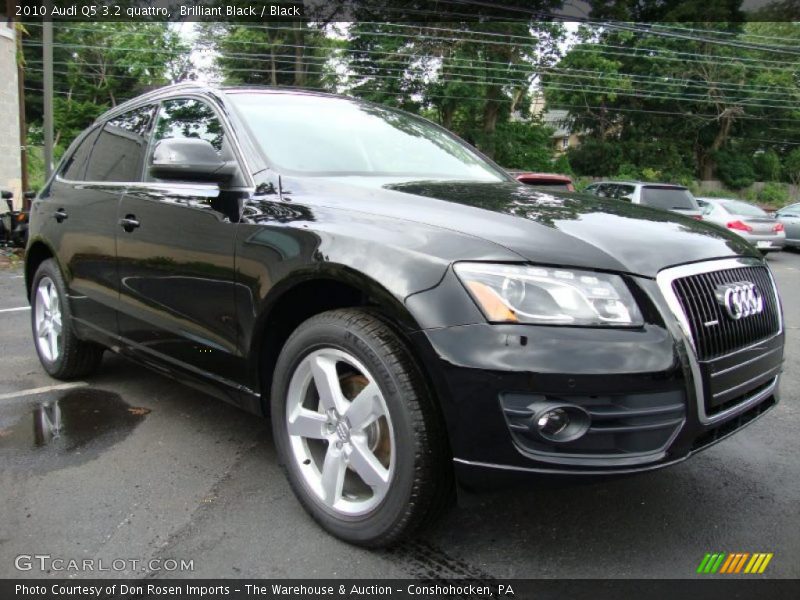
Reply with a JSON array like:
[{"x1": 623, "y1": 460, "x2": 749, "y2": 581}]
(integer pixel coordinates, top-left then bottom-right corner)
[
  {"x1": 85, "y1": 105, "x2": 156, "y2": 182},
  {"x1": 640, "y1": 187, "x2": 697, "y2": 210},
  {"x1": 60, "y1": 126, "x2": 101, "y2": 181}
]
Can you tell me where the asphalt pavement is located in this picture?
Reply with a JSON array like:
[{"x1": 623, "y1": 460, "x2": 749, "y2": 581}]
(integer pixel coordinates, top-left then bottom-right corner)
[{"x1": 0, "y1": 252, "x2": 798, "y2": 580}]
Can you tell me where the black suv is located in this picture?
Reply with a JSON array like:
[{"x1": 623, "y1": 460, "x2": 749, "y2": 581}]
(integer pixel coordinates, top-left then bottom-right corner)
[{"x1": 26, "y1": 84, "x2": 784, "y2": 547}]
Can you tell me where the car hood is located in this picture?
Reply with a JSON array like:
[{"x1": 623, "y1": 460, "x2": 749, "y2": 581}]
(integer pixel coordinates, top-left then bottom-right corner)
[{"x1": 281, "y1": 177, "x2": 757, "y2": 278}]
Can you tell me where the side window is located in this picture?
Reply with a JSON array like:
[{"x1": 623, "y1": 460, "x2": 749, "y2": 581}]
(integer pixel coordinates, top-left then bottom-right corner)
[
  {"x1": 616, "y1": 185, "x2": 635, "y2": 200},
  {"x1": 146, "y1": 98, "x2": 232, "y2": 177},
  {"x1": 596, "y1": 184, "x2": 614, "y2": 198},
  {"x1": 85, "y1": 105, "x2": 156, "y2": 182},
  {"x1": 60, "y1": 126, "x2": 101, "y2": 181}
]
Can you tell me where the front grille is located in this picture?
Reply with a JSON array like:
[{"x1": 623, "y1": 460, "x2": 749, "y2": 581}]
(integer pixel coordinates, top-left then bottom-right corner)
[{"x1": 672, "y1": 266, "x2": 780, "y2": 361}]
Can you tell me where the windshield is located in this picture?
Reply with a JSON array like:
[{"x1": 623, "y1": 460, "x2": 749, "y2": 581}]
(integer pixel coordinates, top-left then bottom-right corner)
[
  {"x1": 719, "y1": 200, "x2": 768, "y2": 217},
  {"x1": 228, "y1": 92, "x2": 506, "y2": 181},
  {"x1": 640, "y1": 186, "x2": 697, "y2": 210}
]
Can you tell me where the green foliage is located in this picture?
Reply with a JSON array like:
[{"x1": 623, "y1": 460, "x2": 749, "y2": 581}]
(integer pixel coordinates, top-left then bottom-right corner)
[
  {"x1": 552, "y1": 154, "x2": 573, "y2": 176},
  {"x1": 785, "y1": 148, "x2": 800, "y2": 186},
  {"x1": 757, "y1": 182, "x2": 790, "y2": 207},
  {"x1": 481, "y1": 121, "x2": 555, "y2": 170},
  {"x1": 753, "y1": 151, "x2": 782, "y2": 182},
  {"x1": 26, "y1": 146, "x2": 45, "y2": 193},
  {"x1": 616, "y1": 163, "x2": 640, "y2": 181},
  {"x1": 22, "y1": 22, "x2": 189, "y2": 151},
  {"x1": 566, "y1": 139, "x2": 622, "y2": 177},
  {"x1": 714, "y1": 150, "x2": 756, "y2": 190},
  {"x1": 542, "y1": 15, "x2": 800, "y2": 181},
  {"x1": 199, "y1": 22, "x2": 331, "y2": 89}
]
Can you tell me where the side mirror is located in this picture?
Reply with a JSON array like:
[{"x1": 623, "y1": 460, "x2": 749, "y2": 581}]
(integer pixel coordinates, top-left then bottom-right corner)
[{"x1": 148, "y1": 138, "x2": 237, "y2": 183}]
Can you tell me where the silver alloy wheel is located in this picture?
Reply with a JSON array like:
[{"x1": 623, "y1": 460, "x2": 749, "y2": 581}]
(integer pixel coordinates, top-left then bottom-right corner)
[
  {"x1": 286, "y1": 348, "x2": 395, "y2": 517},
  {"x1": 34, "y1": 276, "x2": 63, "y2": 363}
]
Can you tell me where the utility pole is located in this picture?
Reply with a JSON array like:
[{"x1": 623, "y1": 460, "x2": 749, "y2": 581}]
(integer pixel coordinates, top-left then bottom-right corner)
[
  {"x1": 42, "y1": 19, "x2": 53, "y2": 179},
  {"x1": 16, "y1": 22, "x2": 29, "y2": 204}
]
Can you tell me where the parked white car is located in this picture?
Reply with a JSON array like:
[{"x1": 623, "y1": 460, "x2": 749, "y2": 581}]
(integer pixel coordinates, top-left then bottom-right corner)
[
  {"x1": 775, "y1": 203, "x2": 800, "y2": 249},
  {"x1": 697, "y1": 198, "x2": 785, "y2": 253},
  {"x1": 584, "y1": 181, "x2": 703, "y2": 219}
]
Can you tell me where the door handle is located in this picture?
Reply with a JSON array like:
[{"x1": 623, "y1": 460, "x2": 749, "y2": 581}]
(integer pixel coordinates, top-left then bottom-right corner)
[
  {"x1": 119, "y1": 215, "x2": 140, "y2": 232},
  {"x1": 54, "y1": 208, "x2": 68, "y2": 223}
]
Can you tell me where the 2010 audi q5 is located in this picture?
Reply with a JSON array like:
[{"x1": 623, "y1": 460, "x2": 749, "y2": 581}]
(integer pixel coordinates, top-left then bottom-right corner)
[{"x1": 26, "y1": 84, "x2": 784, "y2": 547}]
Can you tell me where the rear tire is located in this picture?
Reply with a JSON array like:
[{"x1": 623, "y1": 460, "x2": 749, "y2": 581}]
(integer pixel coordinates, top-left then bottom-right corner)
[
  {"x1": 271, "y1": 308, "x2": 452, "y2": 547},
  {"x1": 30, "y1": 258, "x2": 103, "y2": 380}
]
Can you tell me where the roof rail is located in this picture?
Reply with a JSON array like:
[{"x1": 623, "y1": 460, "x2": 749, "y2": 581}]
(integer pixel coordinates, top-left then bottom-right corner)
[{"x1": 96, "y1": 82, "x2": 219, "y2": 123}]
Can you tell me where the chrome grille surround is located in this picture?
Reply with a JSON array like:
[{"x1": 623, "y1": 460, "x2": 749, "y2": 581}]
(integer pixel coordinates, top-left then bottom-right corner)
[{"x1": 656, "y1": 257, "x2": 783, "y2": 425}]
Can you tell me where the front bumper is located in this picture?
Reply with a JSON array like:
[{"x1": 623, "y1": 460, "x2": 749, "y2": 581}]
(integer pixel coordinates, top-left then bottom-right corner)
[{"x1": 407, "y1": 265, "x2": 783, "y2": 485}]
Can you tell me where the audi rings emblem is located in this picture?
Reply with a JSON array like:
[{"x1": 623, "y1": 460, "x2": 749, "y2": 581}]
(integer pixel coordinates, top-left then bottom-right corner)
[{"x1": 715, "y1": 281, "x2": 764, "y2": 320}]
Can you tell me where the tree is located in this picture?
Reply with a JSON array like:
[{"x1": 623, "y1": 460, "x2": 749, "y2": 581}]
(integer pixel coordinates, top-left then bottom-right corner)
[
  {"x1": 22, "y1": 22, "x2": 189, "y2": 149},
  {"x1": 542, "y1": 2, "x2": 800, "y2": 180},
  {"x1": 754, "y1": 150, "x2": 782, "y2": 182},
  {"x1": 199, "y1": 22, "x2": 333, "y2": 89},
  {"x1": 785, "y1": 148, "x2": 800, "y2": 186}
]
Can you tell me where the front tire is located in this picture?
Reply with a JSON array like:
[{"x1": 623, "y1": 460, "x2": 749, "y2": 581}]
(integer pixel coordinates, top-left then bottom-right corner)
[
  {"x1": 30, "y1": 259, "x2": 103, "y2": 379},
  {"x1": 271, "y1": 309, "x2": 452, "y2": 547}
]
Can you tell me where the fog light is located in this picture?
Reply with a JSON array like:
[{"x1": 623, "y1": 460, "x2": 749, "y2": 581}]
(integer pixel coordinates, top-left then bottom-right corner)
[
  {"x1": 537, "y1": 409, "x2": 569, "y2": 436},
  {"x1": 528, "y1": 402, "x2": 591, "y2": 443}
]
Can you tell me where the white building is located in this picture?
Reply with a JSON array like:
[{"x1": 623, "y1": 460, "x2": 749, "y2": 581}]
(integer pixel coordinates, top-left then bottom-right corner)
[{"x1": 0, "y1": 20, "x2": 22, "y2": 208}]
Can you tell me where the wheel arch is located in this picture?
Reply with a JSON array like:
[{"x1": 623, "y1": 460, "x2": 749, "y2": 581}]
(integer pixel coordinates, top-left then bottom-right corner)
[
  {"x1": 249, "y1": 266, "x2": 426, "y2": 416},
  {"x1": 24, "y1": 240, "x2": 59, "y2": 301}
]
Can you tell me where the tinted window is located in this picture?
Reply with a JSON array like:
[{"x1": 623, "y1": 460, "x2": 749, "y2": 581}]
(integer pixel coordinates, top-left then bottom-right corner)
[
  {"x1": 596, "y1": 184, "x2": 615, "y2": 198},
  {"x1": 227, "y1": 92, "x2": 505, "y2": 180},
  {"x1": 151, "y1": 98, "x2": 226, "y2": 152},
  {"x1": 145, "y1": 98, "x2": 237, "y2": 182},
  {"x1": 615, "y1": 184, "x2": 635, "y2": 200},
  {"x1": 640, "y1": 187, "x2": 697, "y2": 210},
  {"x1": 60, "y1": 126, "x2": 101, "y2": 181},
  {"x1": 85, "y1": 106, "x2": 155, "y2": 182},
  {"x1": 719, "y1": 200, "x2": 767, "y2": 217}
]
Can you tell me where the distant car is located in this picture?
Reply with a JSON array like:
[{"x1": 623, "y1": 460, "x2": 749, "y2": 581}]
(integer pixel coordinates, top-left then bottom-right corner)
[
  {"x1": 698, "y1": 198, "x2": 785, "y2": 253},
  {"x1": 514, "y1": 172, "x2": 575, "y2": 192},
  {"x1": 584, "y1": 181, "x2": 702, "y2": 219},
  {"x1": 775, "y1": 202, "x2": 800, "y2": 249}
]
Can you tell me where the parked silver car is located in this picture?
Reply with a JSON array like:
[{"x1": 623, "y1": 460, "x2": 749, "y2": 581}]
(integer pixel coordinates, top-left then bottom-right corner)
[
  {"x1": 584, "y1": 181, "x2": 703, "y2": 219},
  {"x1": 697, "y1": 198, "x2": 785, "y2": 253},
  {"x1": 775, "y1": 203, "x2": 800, "y2": 249}
]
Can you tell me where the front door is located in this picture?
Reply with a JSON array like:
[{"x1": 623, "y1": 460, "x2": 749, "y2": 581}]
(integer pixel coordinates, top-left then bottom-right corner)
[{"x1": 115, "y1": 98, "x2": 246, "y2": 387}]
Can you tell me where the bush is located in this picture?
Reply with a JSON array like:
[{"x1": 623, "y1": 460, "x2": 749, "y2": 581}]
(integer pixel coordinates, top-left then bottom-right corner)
[
  {"x1": 616, "y1": 163, "x2": 640, "y2": 180},
  {"x1": 753, "y1": 150, "x2": 782, "y2": 182},
  {"x1": 567, "y1": 139, "x2": 622, "y2": 177},
  {"x1": 785, "y1": 148, "x2": 800, "y2": 186},
  {"x1": 715, "y1": 150, "x2": 756, "y2": 189},
  {"x1": 552, "y1": 154, "x2": 574, "y2": 176},
  {"x1": 757, "y1": 182, "x2": 790, "y2": 207}
]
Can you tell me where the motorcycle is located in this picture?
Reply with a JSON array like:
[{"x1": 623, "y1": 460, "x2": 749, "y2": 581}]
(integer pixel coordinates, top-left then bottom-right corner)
[{"x1": 1, "y1": 190, "x2": 33, "y2": 248}]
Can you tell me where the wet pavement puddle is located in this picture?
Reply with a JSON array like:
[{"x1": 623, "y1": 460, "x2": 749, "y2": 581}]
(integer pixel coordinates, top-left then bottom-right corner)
[{"x1": 0, "y1": 388, "x2": 150, "y2": 472}]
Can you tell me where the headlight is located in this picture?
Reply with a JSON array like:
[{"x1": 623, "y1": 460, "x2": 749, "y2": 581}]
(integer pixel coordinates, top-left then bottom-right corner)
[{"x1": 454, "y1": 263, "x2": 643, "y2": 327}]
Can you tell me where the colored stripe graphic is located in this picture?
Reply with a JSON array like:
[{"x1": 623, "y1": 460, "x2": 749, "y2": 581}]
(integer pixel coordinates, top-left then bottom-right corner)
[
  {"x1": 698, "y1": 552, "x2": 772, "y2": 574},
  {"x1": 719, "y1": 554, "x2": 736, "y2": 574}
]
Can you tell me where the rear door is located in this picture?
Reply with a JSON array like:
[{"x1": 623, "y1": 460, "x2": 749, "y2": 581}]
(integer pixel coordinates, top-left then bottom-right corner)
[
  {"x1": 37, "y1": 121, "x2": 122, "y2": 338},
  {"x1": 115, "y1": 97, "x2": 247, "y2": 386}
]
